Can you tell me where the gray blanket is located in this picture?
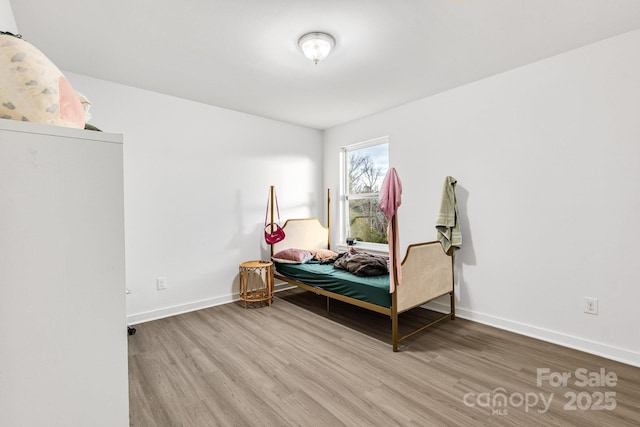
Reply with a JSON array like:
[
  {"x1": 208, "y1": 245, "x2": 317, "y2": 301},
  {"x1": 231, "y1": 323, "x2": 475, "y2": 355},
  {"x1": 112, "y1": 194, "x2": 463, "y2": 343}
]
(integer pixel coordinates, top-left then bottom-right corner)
[{"x1": 323, "y1": 251, "x2": 389, "y2": 277}]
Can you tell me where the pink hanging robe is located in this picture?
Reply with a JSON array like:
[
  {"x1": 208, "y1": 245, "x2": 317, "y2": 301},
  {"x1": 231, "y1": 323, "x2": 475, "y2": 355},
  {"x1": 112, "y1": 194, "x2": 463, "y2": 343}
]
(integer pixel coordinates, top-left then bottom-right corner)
[{"x1": 379, "y1": 167, "x2": 402, "y2": 293}]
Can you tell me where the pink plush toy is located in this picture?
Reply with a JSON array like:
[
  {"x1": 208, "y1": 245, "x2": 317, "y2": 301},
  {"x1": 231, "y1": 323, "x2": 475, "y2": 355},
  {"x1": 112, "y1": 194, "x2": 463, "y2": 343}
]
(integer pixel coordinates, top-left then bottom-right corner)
[{"x1": 0, "y1": 32, "x2": 85, "y2": 129}]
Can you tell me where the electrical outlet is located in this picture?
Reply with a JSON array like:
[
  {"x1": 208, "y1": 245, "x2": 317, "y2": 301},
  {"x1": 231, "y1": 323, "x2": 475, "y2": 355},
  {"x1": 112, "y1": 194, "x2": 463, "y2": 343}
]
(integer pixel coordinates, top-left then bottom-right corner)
[
  {"x1": 156, "y1": 276, "x2": 167, "y2": 291},
  {"x1": 584, "y1": 297, "x2": 598, "y2": 315}
]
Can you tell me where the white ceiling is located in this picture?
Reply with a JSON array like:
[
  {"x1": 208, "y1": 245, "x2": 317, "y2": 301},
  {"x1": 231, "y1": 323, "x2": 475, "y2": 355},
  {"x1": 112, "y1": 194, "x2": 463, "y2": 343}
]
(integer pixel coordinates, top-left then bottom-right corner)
[{"x1": 9, "y1": 0, "x2": 640, "y2": 130}]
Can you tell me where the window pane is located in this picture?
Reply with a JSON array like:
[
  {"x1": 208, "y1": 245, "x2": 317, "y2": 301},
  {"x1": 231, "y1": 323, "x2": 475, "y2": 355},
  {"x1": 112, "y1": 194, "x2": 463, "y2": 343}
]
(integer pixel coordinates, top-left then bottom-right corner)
[
  {"x1": 348, "y1": 198, "x2": 388, "y2": 244},
  {"x1": 344, "y1": 140, "x2": 389, "y2": 245},
  {"x1": 347, "y1": 143, "x2": 389, "y2": 194}
]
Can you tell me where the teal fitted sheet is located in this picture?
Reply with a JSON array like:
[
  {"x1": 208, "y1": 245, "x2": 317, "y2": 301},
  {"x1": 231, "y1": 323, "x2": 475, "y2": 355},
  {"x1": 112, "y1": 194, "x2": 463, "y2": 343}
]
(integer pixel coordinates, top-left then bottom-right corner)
[{"x1": 274, "y1": 261, "x2": 391, "y2": 308}]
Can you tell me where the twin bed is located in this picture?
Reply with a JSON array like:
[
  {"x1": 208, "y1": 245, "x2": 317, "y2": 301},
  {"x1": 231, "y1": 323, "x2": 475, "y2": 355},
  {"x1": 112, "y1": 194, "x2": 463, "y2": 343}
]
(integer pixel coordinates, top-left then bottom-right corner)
[{"x1": 269, "y1": 189, "x2": 455, "y2": 351}]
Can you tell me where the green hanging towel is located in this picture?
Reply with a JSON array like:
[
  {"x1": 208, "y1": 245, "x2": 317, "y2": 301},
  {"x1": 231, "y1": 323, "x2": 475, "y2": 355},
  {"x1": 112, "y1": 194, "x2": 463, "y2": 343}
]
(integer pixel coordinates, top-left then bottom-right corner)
[{"x1": 435, "y1": 176, "x2": 462, "y2": 254}]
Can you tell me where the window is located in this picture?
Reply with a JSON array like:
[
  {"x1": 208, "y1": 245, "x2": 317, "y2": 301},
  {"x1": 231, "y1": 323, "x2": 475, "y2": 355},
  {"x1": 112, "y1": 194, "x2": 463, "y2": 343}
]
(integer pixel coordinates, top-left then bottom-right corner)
[{"x1": 342, "y1": 137, "x2": 389, "y2": 245}]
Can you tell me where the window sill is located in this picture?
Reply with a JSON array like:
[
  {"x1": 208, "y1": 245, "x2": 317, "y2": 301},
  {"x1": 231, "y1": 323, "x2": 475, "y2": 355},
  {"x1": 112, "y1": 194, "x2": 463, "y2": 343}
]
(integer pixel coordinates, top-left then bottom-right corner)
[{"x1": 336, "y1": 242, "x2": 389, "y2": 257}]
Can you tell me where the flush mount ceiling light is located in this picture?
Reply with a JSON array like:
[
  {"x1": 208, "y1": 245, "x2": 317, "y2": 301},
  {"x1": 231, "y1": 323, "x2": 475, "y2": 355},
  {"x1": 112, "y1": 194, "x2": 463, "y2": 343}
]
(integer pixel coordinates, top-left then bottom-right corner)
[{"x1": 298, "y1": 32, "x2": 336, "y2": 65}]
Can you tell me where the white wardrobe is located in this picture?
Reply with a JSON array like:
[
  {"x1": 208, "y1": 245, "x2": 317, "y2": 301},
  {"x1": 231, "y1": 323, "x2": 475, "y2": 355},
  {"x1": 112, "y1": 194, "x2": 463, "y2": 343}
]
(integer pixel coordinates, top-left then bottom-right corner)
[{"x1": 0, "y1": 120, "x2": 129, "y2": 426}]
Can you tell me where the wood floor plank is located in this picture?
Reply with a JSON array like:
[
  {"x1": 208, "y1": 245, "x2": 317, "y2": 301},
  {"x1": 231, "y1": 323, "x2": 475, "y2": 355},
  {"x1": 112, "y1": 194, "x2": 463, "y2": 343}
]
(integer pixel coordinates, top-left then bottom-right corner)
[{"x1": 128, "y1": 289, "x2": 640, "y2": 426}]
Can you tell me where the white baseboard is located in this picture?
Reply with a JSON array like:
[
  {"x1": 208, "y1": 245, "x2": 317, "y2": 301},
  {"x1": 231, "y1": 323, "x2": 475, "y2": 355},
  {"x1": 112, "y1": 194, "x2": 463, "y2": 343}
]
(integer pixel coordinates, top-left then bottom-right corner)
[
  {"x1": 424, "y1": 300, "x2": 640, "y2": 368},
  {"x1": 126, "y1": 283, "x2": 295, "y2": 325}
]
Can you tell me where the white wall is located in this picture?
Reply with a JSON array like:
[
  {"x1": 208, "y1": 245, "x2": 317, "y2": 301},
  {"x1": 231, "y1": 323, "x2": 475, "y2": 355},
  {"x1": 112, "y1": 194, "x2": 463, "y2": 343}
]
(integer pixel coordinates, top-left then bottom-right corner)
[
  {"x1": 0, "y1": 0, "x2": 18, "y2": 33},
  {"x1": 67, "y1": 73, "x2": 323, "y2": 323},
  {"x1": 324, "y1": 30, "x2": 640, "y2": 366}
]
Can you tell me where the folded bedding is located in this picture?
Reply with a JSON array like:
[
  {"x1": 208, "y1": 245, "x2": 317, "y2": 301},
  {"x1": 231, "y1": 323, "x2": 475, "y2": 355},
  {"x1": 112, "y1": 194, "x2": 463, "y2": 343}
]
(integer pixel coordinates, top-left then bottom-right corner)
[{"x1": 274, "y1": 261, "x2": 391, "y2": 308}]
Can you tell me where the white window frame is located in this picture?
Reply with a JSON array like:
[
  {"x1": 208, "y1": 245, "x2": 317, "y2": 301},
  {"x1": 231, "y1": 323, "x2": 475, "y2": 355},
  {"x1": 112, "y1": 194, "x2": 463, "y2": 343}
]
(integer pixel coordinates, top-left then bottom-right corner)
[{"x1": 339, "y1": 136, "x2": 389, "y2": 254}]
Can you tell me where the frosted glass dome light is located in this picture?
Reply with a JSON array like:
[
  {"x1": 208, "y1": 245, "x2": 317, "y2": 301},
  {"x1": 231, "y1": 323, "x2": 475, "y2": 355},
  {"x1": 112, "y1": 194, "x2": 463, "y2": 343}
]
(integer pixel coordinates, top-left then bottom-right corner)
[{"x1": 298, "y1": 32, "x2": 336, "y2": 65}]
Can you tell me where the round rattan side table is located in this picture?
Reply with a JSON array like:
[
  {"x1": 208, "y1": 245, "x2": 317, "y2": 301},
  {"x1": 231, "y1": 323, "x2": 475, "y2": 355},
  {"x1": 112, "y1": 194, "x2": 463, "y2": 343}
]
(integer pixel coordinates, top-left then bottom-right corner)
[{"x1": 238, "y1": 260, "x2": 274, "y2": 308}]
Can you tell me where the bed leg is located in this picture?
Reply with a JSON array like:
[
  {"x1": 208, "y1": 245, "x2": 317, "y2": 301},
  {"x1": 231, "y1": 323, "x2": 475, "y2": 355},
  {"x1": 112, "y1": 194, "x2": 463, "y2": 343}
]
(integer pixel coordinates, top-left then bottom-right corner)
[
  {"x1": 391, "y1": 291, "x2": 399, "y2": 351},
  {"x1": 326, "y1": 296, "x2": 330, "y2": 315},
  {"x1": 392, "y1": 312, "x2": 399, "y2": 352},
  {"x1": 450, "y1": 290, "x2": 456, "y2": 321}
]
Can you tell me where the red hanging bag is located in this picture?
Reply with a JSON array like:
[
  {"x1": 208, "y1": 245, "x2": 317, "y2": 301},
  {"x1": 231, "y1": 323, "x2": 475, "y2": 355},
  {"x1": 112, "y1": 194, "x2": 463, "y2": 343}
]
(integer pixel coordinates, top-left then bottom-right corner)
[{"x1": 264, "y1": 190, "x2": 285, "y2": 244}]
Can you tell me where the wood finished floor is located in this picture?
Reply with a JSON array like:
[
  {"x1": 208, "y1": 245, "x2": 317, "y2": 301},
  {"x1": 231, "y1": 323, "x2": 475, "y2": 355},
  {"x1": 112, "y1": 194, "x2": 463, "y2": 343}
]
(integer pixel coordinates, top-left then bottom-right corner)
[{"x1": 128, "y1": 289, "x2": 640, "y2": 426}]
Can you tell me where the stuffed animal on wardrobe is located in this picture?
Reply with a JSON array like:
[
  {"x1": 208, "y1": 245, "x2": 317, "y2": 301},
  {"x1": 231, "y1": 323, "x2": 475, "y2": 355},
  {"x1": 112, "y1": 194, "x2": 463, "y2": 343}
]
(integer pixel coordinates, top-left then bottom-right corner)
[{"x1": 0, "y1": 31, "x2": 85, "y2": 129}]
